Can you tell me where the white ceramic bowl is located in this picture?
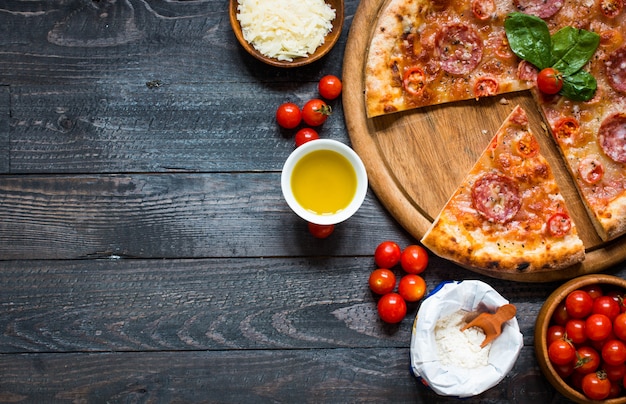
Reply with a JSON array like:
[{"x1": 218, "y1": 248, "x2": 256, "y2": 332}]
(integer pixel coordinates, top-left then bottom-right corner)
[{"x1": 281, "y1": 139, "x2": 368, "y2": 225}]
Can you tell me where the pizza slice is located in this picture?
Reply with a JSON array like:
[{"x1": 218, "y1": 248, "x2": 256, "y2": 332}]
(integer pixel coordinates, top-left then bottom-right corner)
[
  {"x1": 421, "y1": 105, "x2": 585, "y2": 274},
  {"x1": 364, "y1": 0, "x2": 532, "y2": 118},
  {"x1": 533, "y1": 35, "x2": 626, "y2": 241}
]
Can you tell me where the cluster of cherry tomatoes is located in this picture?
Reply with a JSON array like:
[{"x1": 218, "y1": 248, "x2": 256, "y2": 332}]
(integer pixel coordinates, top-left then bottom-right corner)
[
  {"x1": 547, "y1": 285, "x2": 626, "y2": 400},
  {"x1": 275, "y1": 75, "x2": 342, "y2": 148},
  {"x1": 368, "y1": 241, "x2": 429, "y2": 324},
  {"x1": 276, "y1": 75, "x2": 344, "y2": 239}
]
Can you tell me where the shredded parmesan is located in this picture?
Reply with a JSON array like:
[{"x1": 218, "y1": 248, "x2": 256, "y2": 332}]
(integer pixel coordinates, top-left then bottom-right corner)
[{"x1": 236, "y1": 0, "x2": 336, "y2": 62}]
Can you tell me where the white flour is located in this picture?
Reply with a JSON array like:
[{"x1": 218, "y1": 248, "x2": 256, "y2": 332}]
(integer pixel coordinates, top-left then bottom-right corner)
[{"x1": 434, "y1": 310, "x2": 491, "y2": 369}]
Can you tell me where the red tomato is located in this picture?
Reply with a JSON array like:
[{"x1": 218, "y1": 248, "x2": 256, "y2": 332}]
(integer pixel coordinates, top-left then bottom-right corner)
[
  {"x1": 276, "y1": 102, "x2": 301, "y2": 129},
  {"x1": 551, "y1": 301, "x2": 570, "y2": 326},
  {"x1": 603, "y1": 362, "x2": 626, "y2": 381},
  {"x1": 548, "y1": 338, "x2": 576, "y2": 365},
  {"x1": 574, "y1": 346, "x2": 601, "y2": 374},
  {"x1": 537, "y1": 67, "x2": 563, "y2": 95},
  {"x1": 586, "y1": 313, "x2": 613, "y2": 341},
  {"x1": 301, "y1": 99, "x2": 332, "y2": 126},
  {"x1": 294, "y1": 128, "x2": 319, "y2": 147},
  {"x1": 368, "y1": 268, "x2": 396, "y2": 295},
  {"x1": 547, "y1": 213, "x2": 572, "y2": 237},
  {"x1": 547, "y1": 324, "x2": 566, "y2": 345},
  {"x1": 307, "y1": 222, "x2": 334, "y2": 239},
  {"x1": 554, "y1": 361, "x2": 576, "y2": 379},
  {"x1": 566, "y1": 290, "x2": 594, "y2": 319},
  {"x1": 602, "y1": 339, "x2": 626, "y2": 366},
  {"x1": 582, "y1": 371, "x2": 611, "y2": 400},
  {"x1": 593, "y1": 296, "x2": 621, "y2": 320},
  {"x1": 374, "y1": 241, "x2": 402, "y2": 269},
  {"x1": 398, "y1": 274, "x2": 426, "y2": 302},
  {"x1": 566, "y1": 319, "x2": 588, "y2": 345},
  {"x1": 613, "y1": 312, "x2": 626, "y2": 341},
  {"x1": 403, "y1": 67, "x2": 426, "y2": 97},
  {"x1": 400, "y1": 245, "x2": 428, "y2": 274},
  {"x1": 377, "y1": 293, "x2": 407, "y2": 324},
  {"x1": 606, "y1": 290, "x2": 626, "y2": 312},
  {"x1": 318, "y1": 75, "x2": 342, "y2": 100},
  {"x1": 581, "y1": 284, "x2": 604, "y2": 300}
]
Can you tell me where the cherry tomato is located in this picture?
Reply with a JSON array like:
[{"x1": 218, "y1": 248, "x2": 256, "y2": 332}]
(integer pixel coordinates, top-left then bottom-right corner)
[
  {"x1": 307, "y1": 222, "x2": 334, "y2": 239},
  {"x1": 377, "y1": 293, "x2": 407, "y2": 324},
  {"x1": 368, "y1": 268, "x2": 396, "y2": 295},
  {"x1": 398, "y1": 274, "x2": 426, "y2": 302},
  {"x1": 586, "y1": 313, "x2": 613, "y2": 341},
  {"x1": 548, "y1": 338, "x2": 576, "y2": 365},
  {"x1": 606, "y1": 290, "x2": 626, "y2": 312},
  {"x1": 551, "y1": 301, "x2": 570, "y2": 326},
  {"x1": 608, "y1": 381, "x2": 622, "y2": 399},
  {"x1": 318, "y1": 75, "x2": 342, "y2": 100},
  {"x1": 574, "y1": 346, "x2": 601, "y2": 374},
  {"x1": 613, "y1": 312, "x2": 626, "y2": 341},
  {"x1": 301, "y1": 99, "x2": 332, "y2": 127},
  {"x1": 403, "y1": 67, "x2": 426, "y2": 97},
  {"x1": 554, "y1": 361, "x2": 576, "y2": 379},
  {"x1": 374, "y1": 241, "x2": 402, "y2": 269},
  {"x1": 547, "y1": 324, "x2": 566, "y2": 345},
  {"x1": 581, "y1": 284, "x2": 604, "y2": 300},
  {"x1": 400, "y1": 245, "x2": 428, "y2": 274},
  {"x1": 294, "y1": 128, "x2": 319, "y2": 147},
  {"x1": 537, "y1": 67, "x2": 563, "y2": 95},
  {"x1": 593, "y1": 296, "x2": 621, "y2": 321},
  {"x1": 566, "y1": 319, "x2": 588, "y2": 345},
  {"x1": 547, "y1": 213, "x2": 572, "y2": 238},
  {"x1": 582, "y1": 371, "x2": 611, "y2": 400},
  {"x1": 603, "y1": 362, "x2": 626, "y2": 381},
  {"x1": 602, "y1": 339, "x2": 626, "y2": 366},
  {"x1": 566, "y1": 290, "x2": 594, "y2": 319},
  {"x1": 276, "y1": 102, "x2": 301, "y2": 129}
]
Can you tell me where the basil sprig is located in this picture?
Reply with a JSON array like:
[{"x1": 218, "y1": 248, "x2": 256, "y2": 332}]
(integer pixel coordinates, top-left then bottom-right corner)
[{"x1": 504, "y1": 12, "x2": 600, "y2": 101}]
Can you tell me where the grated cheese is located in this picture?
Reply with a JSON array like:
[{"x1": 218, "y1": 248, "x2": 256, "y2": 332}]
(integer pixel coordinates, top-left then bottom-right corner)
[{"x1": 236, "y1": 0, "x2": 336, "y2": 62}]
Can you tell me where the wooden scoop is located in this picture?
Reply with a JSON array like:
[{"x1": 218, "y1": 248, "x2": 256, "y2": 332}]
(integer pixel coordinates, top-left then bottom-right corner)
[{"x1": 460, "y1": 304, "x2": 517, "y2": 348}]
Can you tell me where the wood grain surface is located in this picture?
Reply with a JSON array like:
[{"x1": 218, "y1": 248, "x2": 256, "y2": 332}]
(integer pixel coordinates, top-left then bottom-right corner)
[
  {"x1": 0, "y1": 0, "x2": 623, "y2": 402},
  {"x1": 342, "y1": 0, "x2": 626, "y2": 282}
]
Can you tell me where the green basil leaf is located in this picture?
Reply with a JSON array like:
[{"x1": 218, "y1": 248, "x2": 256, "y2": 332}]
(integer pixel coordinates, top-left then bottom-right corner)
[
  {"x1": 560, "y1": 70, "x2": 597, "y2": 101},
  {"x1": 551, "y1": 26, "x2": 600, "y2": 76},
  {"x1": 504, "y1": 12, "x2": 552, "y2": 70}
]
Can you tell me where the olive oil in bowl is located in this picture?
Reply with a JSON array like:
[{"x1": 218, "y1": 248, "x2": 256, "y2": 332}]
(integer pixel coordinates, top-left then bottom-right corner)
[{"x1": 281, "y1": 139, "x2": 367, "y2": 225}]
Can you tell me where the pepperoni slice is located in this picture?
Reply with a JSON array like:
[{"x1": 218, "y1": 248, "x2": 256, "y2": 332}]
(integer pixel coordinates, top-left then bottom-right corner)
[
  {"x1": 598, "y1": 113, "x2": 626, "y2": 164},
  {"x1": 513, "y1": 0, "x2": 564, "y2": 18},
  {"x1": 471, "y1": 173, "x2": 521, "y2": 224},
  {"x1": 517, "y1": 60, "x2": 538, "y2": 82},
  {"x1": 473, "y1": 77, "x2": 499, "y2": 97},
  {"x1": 578, "y1": 157, "x2": 605, "y2": 184},
  {"x1": 600, "y1": 0, "x2": 623, "y2": 18},
  {"x1": 605, "y1": 47, "x2": 626, "y2": 93},
  {"x1": 548, "y1": 213, "x2": 572, "y2": 238},
  {"x1": 403, "y1": 67, "x2": 426, "y2": 97},
  {"x1": 472, "y1": 0, "x2": 496, "y2": 20},
  {"x1": 435, "y1": 24, "x2": 483, "y2": 76}
]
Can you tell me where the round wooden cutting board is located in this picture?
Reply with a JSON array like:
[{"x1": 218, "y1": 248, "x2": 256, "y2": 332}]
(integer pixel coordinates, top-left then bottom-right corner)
[{"x1": 342, "y1": 0, "x2": 626, "y2": 282}]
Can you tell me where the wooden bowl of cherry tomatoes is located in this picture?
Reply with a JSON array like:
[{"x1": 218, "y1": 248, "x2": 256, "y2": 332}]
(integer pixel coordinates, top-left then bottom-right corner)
[{"x1": 535, "y1": 274, "x2": 626, "y2": 403}]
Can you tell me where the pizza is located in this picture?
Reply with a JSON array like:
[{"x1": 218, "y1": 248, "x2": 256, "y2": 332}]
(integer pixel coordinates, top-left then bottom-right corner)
[
  {"x1": 364, "y1": 0, "x2": 532, "y2": 118},
  {"x1": 364, "y1": 0, "x2": 626, "y2": 244},
  {"x1": 420, "y1": 105, "x2": 586, "y2": 273}
]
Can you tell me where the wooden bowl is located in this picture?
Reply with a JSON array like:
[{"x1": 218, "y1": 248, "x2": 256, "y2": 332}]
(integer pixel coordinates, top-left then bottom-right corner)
[
  {"x1": 229, "y1": 0, "x2": 344, "y2": 68},
  {"x1": 535, "y1": 274, "x2": 626, "y2": 404}
]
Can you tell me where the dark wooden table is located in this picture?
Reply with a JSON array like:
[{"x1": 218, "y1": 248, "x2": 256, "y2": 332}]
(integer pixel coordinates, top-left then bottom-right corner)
[{"x1": 1, "y1": 1, "x2": 624, "y2": 402}]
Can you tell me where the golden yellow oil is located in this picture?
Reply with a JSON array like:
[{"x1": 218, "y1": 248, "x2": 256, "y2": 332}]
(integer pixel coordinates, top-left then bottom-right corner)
[{"x1": 291, "y1": 149, "x2": 357, "y2": 215}]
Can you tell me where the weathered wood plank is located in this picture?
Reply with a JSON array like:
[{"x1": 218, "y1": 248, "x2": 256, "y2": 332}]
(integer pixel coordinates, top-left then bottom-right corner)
[
  {"x1": 0, "y1": 86, "x2": 8, "y2": 173},
  {"x1": 0, "y1": 173, "x2": 410, "y2": 259},
  {"x1": 0, "y1": 0, "x2": 352, "y2": 86},
  {"x1": 0, "y1": 257, "x2": 582, "y2": 401},
  {"x1": 9, "y1": 83, "x2": 348, "y2": 173},
  {"x1": 0, "y1": 348, "x2": 570, "y2": 403}
]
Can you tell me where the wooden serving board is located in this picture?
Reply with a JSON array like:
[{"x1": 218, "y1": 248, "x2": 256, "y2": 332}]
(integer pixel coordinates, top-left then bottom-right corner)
[{"x1": 342, "y1": 0, "x2": 626, "y2": 282}]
